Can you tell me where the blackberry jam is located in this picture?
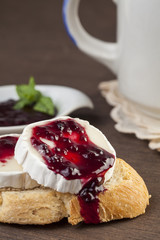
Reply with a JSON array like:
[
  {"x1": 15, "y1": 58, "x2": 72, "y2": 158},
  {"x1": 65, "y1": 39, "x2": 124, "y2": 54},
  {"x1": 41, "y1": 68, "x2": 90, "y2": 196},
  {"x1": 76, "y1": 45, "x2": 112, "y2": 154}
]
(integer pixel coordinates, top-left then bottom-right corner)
[{"x1": 0, "y1": 99, "x2": 56, "y2": 126}]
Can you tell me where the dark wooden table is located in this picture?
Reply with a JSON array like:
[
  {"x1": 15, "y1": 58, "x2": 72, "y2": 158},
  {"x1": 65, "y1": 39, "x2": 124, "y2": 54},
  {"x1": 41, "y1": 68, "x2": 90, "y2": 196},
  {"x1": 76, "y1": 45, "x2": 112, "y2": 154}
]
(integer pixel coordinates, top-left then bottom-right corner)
[{"x1": 0, "y1": 0, "x2": 159, "y2": 239}]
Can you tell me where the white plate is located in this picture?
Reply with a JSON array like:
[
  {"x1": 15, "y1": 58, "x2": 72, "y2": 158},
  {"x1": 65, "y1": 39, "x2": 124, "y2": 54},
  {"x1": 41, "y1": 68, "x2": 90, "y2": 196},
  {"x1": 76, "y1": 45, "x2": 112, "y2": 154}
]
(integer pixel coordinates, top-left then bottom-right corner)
[{"x1": 0, "y1": 85, "x2": 93, "y2": 134}]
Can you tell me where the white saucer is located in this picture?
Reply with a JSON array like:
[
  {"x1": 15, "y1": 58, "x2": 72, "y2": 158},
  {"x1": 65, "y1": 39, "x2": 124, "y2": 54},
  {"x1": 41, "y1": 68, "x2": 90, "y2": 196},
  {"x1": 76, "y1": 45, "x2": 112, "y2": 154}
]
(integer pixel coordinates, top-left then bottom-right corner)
[
  {"x1": 99, "y1": 80, "x2": 160, "y2": 152},
  {"x1": 0, "y1": 85, "x2": 93, "y2": 134}
]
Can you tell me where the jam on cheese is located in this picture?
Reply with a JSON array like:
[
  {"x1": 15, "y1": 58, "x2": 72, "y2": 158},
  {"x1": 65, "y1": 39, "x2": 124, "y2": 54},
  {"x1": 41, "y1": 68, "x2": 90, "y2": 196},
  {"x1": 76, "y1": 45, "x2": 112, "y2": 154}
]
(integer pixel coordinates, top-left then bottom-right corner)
[
  {"x1": 0, "y1": 136, "x2": 18, "y2": 164},
  {"x1": 31, "y1": 118, "x2": 115, "y2": 224}
]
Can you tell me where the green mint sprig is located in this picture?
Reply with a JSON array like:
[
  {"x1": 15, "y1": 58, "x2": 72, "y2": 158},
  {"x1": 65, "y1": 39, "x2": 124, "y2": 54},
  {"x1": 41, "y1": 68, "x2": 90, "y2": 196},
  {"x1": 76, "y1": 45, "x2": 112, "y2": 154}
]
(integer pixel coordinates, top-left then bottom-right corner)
[{"x1": 14, "y1": 77, "x2": 55, "y2": 116}]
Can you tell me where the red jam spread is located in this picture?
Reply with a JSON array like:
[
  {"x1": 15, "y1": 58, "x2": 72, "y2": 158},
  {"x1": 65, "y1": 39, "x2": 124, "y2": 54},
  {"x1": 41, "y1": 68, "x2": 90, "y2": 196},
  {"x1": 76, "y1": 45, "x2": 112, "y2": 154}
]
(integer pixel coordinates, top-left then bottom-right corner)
[
  {"x1": 31, "y1": 119, "x2": 115, "y2": 224},
  {"x1": 0, "y1": 99, "x2": 56, "y2": 126},
  {"x1": 0, "y1": 136, "x2": 18, "y2": 164}
]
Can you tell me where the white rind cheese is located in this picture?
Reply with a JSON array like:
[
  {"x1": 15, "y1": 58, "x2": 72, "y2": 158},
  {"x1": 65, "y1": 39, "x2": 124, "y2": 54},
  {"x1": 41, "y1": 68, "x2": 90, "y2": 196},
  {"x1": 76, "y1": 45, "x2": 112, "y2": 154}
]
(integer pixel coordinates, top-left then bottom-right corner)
[
  {"x1": 0, "y1": 134, "x2": 39, "y2": 189},
  {"x1": 15, "y1": 117, "x2": 116, "y2": 194}
]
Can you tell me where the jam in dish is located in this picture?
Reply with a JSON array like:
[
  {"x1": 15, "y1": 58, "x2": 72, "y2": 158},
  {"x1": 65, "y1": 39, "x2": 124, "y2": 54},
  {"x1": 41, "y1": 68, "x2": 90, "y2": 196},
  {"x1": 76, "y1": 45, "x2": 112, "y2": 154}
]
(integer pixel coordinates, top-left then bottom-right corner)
[
  {"x1": 0, "y1": 136, "x2": 18, "y2": 164},
  {"x1": 31, "y1": 119, "x2": 115, "y2": 224},
  {"x1": 0, "y1": 99, "x2": 56, "y2": 127}
]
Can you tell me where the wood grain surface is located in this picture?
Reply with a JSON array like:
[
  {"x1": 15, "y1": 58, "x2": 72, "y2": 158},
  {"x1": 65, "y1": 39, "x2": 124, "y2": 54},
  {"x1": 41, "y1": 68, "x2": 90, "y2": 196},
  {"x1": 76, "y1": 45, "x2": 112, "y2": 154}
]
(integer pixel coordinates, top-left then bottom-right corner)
[{"x1": 0, "y1": 0, "x2": 159, "y2": 239}]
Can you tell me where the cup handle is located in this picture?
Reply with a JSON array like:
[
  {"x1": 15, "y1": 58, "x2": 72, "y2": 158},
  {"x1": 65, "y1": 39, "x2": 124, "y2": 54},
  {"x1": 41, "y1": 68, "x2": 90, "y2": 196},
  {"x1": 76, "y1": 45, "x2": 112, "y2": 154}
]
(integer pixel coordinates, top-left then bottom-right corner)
[{"x1": 63, "y1": 0, "x2": 118, "y2": 74}]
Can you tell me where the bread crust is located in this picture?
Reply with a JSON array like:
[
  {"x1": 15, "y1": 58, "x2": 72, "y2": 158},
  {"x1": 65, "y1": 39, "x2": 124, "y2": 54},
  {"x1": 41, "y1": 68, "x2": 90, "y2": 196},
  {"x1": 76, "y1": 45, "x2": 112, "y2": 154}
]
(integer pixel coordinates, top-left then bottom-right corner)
[
  {"x1": 0, "y1": 158, "x2": 150, "y2": 225},
  {"x1": 69, "y1": 159, "x2": 150, "y2": 225}
]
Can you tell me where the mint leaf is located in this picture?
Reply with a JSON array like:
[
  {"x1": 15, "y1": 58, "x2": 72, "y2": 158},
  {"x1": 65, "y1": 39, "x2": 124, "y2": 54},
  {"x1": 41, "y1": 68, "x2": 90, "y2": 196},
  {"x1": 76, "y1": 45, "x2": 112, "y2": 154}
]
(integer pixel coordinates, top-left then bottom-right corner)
[
  {"x1": 14, "y1": 76, "x2": 55, "y2": 116},
  {"x1": 14, "y1": 99, "x2": 29, "y2": 110},
  {"x1": 29, "y1": 76, "x2": 35, "y2": 88},
  {"x1": 16, "y1": 77, "x2": 41, "y2": 105},
  {"x1": 33, "y1": 96, "x2": 55, "y2": 116}
]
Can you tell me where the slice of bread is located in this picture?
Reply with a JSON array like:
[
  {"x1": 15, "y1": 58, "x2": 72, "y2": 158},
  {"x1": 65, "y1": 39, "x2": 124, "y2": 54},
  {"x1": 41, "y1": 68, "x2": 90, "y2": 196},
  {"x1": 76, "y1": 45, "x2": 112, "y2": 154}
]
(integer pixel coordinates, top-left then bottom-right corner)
[{"x1": 0, "y1": 158, "x2": 150, "y2": 225}]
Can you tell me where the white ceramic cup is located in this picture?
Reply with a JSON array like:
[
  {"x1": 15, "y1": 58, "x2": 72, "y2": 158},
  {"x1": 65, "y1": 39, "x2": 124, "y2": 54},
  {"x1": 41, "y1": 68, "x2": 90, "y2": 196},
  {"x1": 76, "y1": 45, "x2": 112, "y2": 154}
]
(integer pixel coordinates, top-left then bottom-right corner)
[{"x1": 63, "y1": 0, "x2": 160, "y2": 118}]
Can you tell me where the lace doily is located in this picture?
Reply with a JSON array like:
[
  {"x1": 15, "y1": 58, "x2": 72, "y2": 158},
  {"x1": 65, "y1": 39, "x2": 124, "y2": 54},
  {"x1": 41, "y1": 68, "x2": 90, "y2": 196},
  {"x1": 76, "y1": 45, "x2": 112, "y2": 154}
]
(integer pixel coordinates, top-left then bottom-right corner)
[{"x1": 99, "y1": 80, "x2": 160, "y2": 152}]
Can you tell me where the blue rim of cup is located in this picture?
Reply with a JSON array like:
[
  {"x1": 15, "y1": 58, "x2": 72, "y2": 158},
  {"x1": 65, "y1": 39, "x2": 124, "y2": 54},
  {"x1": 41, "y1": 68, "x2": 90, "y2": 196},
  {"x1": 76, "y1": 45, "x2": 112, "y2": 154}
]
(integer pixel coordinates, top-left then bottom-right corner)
[{"x1": 62, "y1": 0, "x2": 77, "y2": 46}]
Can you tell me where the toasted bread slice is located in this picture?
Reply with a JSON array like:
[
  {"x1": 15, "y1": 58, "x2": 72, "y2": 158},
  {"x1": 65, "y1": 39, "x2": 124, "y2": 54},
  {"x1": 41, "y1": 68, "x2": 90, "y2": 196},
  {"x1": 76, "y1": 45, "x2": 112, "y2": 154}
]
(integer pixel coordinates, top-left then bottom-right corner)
[{"x1": 0, "y1": 158, "x2": 150, "y2": 225}]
